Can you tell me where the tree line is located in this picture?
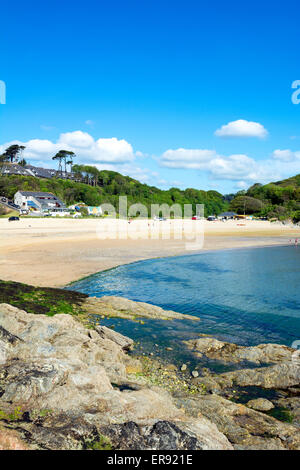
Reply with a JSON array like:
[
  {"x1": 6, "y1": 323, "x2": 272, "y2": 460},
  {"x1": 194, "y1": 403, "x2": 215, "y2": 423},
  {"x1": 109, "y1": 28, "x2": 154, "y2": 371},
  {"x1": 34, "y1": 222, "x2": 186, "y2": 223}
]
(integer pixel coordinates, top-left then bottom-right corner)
[{"x1": 229, "y1": 176, "x2": 300, "y2": 222}]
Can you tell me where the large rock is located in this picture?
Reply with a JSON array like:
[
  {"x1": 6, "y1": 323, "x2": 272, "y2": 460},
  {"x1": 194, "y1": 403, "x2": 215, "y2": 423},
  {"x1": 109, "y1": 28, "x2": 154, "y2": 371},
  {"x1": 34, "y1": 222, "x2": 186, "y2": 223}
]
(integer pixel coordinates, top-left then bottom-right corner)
[
  {"x1": 99, "y1": 419, "x2": 230, "y2": 451},
  {"x1": 219, "y1": 363, "x2": 300, "y2": 390},
  {"x1": 185, "y1": 335, "x2": 300, "y2": 399},
  {"x1": 84, "y1": 296, "x2": 199, "y2": 321},
  {"x1": 191, "y1": 362, "x2": 300, "y2": 395},
  {"x1": 0, "y1": 303, "x2": 232, "y2": 450},
  {"x1": 95, "y1": 325, "x2": 134, "y2": 351},
  {"x1": 9, "y1": 411, "x2": 230, "y2": 451},
  {"x1": 186, "y1": 337, "x2": 295, "y2": 365},
  {"x1": 246, "y1": 398, "x2": 274, "y2": 412},
  {"x1": 174, "y1": 394, "x2": 300, "y2": 450}
]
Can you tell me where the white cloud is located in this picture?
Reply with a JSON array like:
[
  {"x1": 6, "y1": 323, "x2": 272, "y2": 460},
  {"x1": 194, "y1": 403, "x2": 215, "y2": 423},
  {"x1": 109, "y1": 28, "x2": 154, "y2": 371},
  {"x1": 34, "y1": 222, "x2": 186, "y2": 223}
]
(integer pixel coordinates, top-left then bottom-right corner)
[
  {"x1": 215, "y1": 119, "x2": 268, "y2": 139},
  {"x1": 0, "y1": 139, "x2": 59, "y2": 160},
  {"x1": 161, "y1": 149, "x2": 218, "y2": 169},
  {"x1": 0, "y1": 131, "x2": 136, "y2": 165},
  {"x1": 160, "y1": 149, "x2": 257, "y2": 179},
  {"x1": 58, "y1": 130, "x2": 94, "y2": 148},
  {"x1": 210, "y1": 154, "x2": 258, "y2": 180},
  {"x1": 2, "y1": 130, "x2": 300, "y2": 190},
  {"x1": 94, "y1": 138, "x2": 135, "y2": 163},
  {"x1": 160, "y1": 146, "x2": 300, "y2": 184},
  {"x1": 0, "y1": 131, "x2": 164, "y2": 186},
  {"x1": 272, "y1": 149, "x2": 300, "y2": 162},
  {"x1": 236, "y1": 181, "x2": 249, "y2": 190},
  {"x1": 25, "y1": 139, "x2": 59, "y2": 158}
]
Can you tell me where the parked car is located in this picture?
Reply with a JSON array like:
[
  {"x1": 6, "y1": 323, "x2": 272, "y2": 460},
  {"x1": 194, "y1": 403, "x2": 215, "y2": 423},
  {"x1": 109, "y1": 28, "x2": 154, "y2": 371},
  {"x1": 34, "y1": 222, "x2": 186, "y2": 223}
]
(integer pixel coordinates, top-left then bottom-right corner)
[{"x1": 8, "y1": 216, "x2": 20, "y2": 222}]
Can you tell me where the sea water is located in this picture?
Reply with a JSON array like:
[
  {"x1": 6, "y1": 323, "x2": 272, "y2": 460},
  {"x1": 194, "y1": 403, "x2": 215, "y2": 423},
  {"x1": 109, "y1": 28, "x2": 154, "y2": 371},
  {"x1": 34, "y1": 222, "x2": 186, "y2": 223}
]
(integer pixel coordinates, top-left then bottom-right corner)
[{"x1": 68, "y1": 246, "x2": 300, "y2": 368}]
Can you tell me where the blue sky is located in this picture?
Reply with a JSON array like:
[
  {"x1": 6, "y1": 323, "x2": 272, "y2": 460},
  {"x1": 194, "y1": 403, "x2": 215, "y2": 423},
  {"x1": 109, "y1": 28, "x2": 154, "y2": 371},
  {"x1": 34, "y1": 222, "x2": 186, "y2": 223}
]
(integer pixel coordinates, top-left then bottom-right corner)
[{"x1": 1, "y1": 0, "x2": 300, "y2": 193}]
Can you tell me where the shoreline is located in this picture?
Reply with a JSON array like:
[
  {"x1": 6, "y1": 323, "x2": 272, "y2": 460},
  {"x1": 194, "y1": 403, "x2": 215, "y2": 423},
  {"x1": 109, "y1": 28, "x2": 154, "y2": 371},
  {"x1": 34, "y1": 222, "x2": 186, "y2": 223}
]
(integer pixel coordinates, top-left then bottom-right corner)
[
  {"x1": 1, "y1": 218, "x2": 299, "y2": 287},
  {"x1": 66, "y1": 241, "x2": 292, "y2": 287}
]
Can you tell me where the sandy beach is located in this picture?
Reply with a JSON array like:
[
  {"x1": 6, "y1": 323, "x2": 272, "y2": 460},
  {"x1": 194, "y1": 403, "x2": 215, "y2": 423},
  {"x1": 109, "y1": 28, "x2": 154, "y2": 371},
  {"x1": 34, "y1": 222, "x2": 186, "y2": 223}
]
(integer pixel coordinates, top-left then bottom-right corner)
[{"x1": 1, "y1": 217, "x2": 299, "y2": 287}]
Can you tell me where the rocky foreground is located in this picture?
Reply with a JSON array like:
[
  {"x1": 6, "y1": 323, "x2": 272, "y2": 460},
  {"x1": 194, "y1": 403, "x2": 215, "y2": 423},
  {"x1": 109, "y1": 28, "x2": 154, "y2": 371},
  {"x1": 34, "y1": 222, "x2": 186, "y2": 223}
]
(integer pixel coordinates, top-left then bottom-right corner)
[
  {"x1": 0, "y1": 303, "x2": 299, "y2": 451},
  {"x1": 0, "y1": 304, "x2": 230, "y2": 450}
]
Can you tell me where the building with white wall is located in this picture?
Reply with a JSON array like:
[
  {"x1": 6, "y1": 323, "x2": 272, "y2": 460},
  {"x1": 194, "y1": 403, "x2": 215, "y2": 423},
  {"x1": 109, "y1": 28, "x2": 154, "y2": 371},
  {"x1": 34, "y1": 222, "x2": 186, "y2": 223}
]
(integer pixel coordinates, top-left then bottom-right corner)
[{"x1": 14, "y1": 191, "x2": 67, "y2": 213}]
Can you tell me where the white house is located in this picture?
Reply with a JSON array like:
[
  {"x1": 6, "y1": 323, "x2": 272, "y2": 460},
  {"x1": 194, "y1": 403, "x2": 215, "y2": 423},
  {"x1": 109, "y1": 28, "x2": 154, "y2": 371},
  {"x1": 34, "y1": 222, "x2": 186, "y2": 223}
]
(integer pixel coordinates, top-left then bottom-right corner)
[{"x1": 14, "y1": 191, "x2": 68, "y2": 213}]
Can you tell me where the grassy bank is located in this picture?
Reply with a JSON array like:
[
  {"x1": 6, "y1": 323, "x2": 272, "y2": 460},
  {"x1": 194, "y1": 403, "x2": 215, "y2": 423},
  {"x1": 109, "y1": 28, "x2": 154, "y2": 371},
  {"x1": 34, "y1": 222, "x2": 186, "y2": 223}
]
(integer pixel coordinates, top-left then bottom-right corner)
[{"x1": 0, "y1": 280, "x2": 88, "y2": 317}]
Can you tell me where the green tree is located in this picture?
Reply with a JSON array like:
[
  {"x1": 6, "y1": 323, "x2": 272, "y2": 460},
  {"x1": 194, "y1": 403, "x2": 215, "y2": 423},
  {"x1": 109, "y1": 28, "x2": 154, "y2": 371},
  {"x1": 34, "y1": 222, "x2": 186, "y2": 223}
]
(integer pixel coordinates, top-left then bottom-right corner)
[
  {"x1": 2, "y1": 145, "x2": 25, "y2": 163},
  {"x1": 230, "y1": 196, "x2": 264, "y2": 214},
  {"x1": 52, "y1": 150, "x2": 75, "y2": 175},
  {"x1": 19, "y1": 159, "x2": 27, "y2": 167},
  {"x1": 292, "y1": 210, "x2": 300, "y2": 223}
]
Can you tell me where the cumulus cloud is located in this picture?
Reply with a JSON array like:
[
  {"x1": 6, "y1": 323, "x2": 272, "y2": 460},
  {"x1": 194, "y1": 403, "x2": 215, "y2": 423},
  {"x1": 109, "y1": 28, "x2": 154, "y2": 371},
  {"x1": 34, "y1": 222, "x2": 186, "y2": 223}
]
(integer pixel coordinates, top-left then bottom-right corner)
[
  {"x1": 160, "y1": 148, "x2": 257, "y2": 180},
  {"x1": 2, "y1": 130, "x2": 300, "y2": 189},
  {"x1": 210, "y1": 154, "x2": 258, "y2": 180},
  {"x1": 0, "y1": 131, "x2": 136, "y2": 165},
  {"x1": 161, "y1": 149, "x2": 218, "y2": 169},
  {"x1": 160, "y1": 146, "x2": 300, "y2": 184},
  {"x1": 58, "y1": 131, "x2": 94, "y2": 148},
  {"x1": 272, "y1": 149, "x2": 300, "y2": 162},
  {"x1": 215, "y1": 119, "x2": 268, "y2": 139},
  {"x1": 0, "y1": 131, "x2": 163, "y2": 187},
  {"x1": 0, "y1": 139, "x2": 59, "y2": 160}
]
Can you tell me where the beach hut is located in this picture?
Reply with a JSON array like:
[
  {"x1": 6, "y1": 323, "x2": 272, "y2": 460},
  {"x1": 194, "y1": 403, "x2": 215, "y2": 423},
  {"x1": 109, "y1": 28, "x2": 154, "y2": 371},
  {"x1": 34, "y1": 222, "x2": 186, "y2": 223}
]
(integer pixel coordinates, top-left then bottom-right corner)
[{"x1": 87, "y1": 206, "x2": 103, "y2": 216}]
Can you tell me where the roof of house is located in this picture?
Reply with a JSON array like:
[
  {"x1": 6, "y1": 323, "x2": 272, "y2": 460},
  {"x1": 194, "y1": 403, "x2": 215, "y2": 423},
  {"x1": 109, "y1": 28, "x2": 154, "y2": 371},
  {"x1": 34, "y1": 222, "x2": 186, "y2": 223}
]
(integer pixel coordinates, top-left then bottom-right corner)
[
  {"x1": 25, "y1": 166, "x2": 57, "y2": 178},
  {"x1": 2, "y1": 163, "x2": 77, "y2": 181},
  {"x1": 1, "y1": 164, "x2": 32, "y2": 176},
  {"x1": 17, "y1": 191, "x2": 57, "y2": 198}
]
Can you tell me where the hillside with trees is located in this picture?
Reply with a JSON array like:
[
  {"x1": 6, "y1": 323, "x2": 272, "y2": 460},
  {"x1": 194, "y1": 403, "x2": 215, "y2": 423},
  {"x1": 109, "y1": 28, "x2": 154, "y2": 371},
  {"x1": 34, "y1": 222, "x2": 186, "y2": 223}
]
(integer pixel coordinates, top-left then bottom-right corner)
[
  {"x1": 2, "y1": 142, "x2": 299, "y2": 221},
  {"x1": 229, "y1": 174, "x2": 300, "y2": 222},
  {"x1": 0, "y1": 166, "x2": 228, "y2": 217}
]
